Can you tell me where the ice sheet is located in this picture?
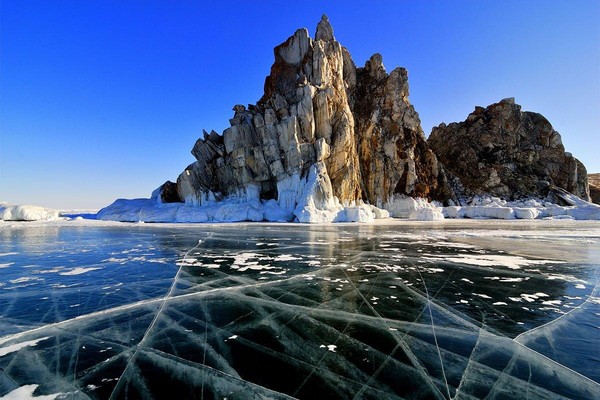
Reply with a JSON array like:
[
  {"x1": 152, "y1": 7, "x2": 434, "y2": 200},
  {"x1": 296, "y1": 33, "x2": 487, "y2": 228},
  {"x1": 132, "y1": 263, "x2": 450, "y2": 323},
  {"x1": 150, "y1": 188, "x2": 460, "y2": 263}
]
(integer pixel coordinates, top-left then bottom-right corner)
[{"x1": 0, "y1": 222, "x2": 598, "y2": 399}]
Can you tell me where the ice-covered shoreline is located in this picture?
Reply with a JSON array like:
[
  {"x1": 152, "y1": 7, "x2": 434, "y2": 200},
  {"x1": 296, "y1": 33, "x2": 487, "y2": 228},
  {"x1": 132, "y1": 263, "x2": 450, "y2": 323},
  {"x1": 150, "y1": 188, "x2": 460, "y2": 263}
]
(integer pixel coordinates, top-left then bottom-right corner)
[
  {"x1": 95, "y1": 190, "x2": 600, "y2": 223},
  {"x1": 2, "y1": 211, "x2": 600, "y2": 231},
  {"x1": 3, "y1": 189, "x2": 600, "y2": 224}
]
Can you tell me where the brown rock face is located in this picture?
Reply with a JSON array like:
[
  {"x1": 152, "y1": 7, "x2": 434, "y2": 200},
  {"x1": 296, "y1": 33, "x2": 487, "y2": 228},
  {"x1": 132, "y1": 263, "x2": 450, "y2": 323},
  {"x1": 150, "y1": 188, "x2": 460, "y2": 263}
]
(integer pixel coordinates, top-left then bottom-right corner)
[
  {"x1": 428, "y1": 98, "x2": 590, "y2": 202},
  {"x1": 588, "y1": 173, "x2": 600, "y2": 204},
  {"x1": 352, "y1": 54, "x2": 452, "y2": 206},
  {"x1": 159, "y1": 181, "x2": 182, "y2": 203},
  {"x1": 174, "y1": 15, "x2": 449, "y2": 209}
]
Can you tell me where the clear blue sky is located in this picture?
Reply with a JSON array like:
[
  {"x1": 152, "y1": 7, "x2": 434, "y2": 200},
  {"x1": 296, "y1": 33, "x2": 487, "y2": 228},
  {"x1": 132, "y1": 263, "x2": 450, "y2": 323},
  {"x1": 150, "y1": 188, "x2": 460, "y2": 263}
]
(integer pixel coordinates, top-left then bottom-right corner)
[{"x1": 1, "y1": 1, "x2": 598, "y2": 209}]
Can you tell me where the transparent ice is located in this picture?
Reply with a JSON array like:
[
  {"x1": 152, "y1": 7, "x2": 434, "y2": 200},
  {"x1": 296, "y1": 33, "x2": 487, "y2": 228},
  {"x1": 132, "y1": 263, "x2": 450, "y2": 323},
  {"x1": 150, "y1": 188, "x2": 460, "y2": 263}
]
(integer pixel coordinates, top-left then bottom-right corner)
[{"x1": 0, "y1": 222, "x2": 598, "y2": 399}]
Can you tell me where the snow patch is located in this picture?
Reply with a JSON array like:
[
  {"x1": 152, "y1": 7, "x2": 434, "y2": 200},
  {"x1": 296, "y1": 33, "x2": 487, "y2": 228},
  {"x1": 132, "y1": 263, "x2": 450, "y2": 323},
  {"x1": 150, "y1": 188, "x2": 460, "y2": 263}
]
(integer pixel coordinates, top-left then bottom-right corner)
[
  {"x1": 320, "y1": 344, "x2": 337, "y2": 352},
  {"x1": 0, "y1": 337, "x2": 50, "y2": 357},
  {"x1": 59, "y1": 267, "x2": 102, "y2": 276},
  {"x1": 425, "y1": 254, "x2": 563, "y2": 269},
  {"x1": 0, "y1": 384, "x2": 64, "y2": 400}
]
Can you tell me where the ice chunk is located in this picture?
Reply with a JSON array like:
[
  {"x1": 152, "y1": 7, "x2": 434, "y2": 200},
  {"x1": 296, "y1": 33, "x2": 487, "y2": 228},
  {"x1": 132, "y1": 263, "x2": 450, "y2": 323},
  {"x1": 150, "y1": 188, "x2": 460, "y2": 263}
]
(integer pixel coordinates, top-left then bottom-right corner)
[
  {"x1": 442, "y1": 193, "x2": 600, "y2": 221},
  {"x1": 294, "y1": 162, "x2": 344, "y2": 223},
  {"x1": 384, "y1": 195, "x2": 442, "y2": 219},
  {"x1": 409, "y1": 207, "x2": 444, "y2": 221}
]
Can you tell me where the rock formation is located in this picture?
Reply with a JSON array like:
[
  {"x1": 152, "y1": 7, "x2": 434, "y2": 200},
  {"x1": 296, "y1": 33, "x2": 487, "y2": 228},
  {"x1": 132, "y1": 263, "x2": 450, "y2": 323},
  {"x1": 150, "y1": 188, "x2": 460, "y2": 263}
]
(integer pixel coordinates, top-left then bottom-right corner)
[
  {"x1": 99, "y1": 16, "x2": 595, "y2": 223},
  {"x1": 352, "y1": 53, "x2": 452, "y2": 206},
  {"x1": 172, "y1": 15, "x2": 450, "y2": 221},
  {"x1": 428, "y1": 98, "x2": 590, "y2": 203},
  {"x1": 588, "y1": 173, "x2": 600, "y2": 204}
]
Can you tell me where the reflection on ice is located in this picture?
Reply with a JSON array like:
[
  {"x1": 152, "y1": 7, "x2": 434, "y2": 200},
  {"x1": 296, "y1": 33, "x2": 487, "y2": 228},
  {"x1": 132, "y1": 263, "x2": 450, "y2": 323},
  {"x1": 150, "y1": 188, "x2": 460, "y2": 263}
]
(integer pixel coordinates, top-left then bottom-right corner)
[{"x1": 0, "y1": 221, "x2": 598, "y2": 399}]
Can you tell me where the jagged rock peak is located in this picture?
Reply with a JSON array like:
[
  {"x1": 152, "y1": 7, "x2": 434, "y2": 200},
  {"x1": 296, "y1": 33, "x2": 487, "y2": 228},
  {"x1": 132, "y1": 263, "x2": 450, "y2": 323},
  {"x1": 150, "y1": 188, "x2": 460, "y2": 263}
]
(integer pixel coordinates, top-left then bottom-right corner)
[
  {"x1": 428, "y1": 98, "x2": 590, "y2": 202},
  {"x1": 276, "y1": 28, "x2": 311, "y2": 65},
  {"x1": 364, "y1": 53, "x2": 386, "y2": 78},
  {"x1": 169, "y1": 15, "x2": 452, "y2": 222},
  {"x1": 315, "y1": 14, "x2": 334, "y2": 42}
]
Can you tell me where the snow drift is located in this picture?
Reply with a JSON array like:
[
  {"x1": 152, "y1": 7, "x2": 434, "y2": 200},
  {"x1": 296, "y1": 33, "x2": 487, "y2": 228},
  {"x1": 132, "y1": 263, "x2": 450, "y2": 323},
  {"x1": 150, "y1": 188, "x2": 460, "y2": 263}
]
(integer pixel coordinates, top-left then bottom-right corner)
[{"x1": 0, "y1": 204, "x2": 60, "y2": 221}]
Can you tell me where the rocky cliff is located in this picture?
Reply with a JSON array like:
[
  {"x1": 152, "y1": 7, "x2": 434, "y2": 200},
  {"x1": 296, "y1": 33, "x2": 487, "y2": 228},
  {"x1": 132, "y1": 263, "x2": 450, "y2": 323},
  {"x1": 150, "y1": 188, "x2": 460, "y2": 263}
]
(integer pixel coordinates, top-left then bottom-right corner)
[
  {"x1": 428, "y1": 98, "x2": 590, "y2": 203},
  {"x1": 171, "y1": 15, "x2": 449, "y2": 221}
]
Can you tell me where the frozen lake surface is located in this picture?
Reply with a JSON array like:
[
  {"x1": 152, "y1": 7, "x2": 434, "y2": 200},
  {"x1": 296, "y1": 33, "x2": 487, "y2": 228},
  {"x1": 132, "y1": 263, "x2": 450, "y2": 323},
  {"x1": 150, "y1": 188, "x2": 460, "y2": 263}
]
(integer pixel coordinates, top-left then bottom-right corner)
[{"x1": 0, "y1": 220, "x2": 598, "y2": 399}]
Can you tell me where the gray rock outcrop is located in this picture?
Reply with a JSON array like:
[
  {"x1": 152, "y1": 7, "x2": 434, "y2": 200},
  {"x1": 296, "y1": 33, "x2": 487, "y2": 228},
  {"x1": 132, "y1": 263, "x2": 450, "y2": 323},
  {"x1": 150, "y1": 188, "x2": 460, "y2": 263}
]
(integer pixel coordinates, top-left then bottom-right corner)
[{"x1": 428, "y1": 98, "x2": 590, "y2": 202}]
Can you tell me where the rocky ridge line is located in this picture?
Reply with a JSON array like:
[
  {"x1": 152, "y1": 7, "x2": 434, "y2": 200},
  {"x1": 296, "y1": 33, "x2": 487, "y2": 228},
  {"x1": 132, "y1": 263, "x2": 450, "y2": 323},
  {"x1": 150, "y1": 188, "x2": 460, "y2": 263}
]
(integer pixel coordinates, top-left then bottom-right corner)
[{"x1": 428, "y1": 98, "x2": 590, "y2": 204}]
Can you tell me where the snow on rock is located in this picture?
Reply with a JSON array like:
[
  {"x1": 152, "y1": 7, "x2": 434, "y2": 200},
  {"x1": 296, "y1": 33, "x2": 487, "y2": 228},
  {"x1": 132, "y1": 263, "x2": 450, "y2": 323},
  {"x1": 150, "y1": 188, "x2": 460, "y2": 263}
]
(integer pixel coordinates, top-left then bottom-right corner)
[
  {"x1": 97, "y1": 163, "x2": 391, "y2": 224},
  {"x1": 0, "y1": 204, "x2": 60, "y2": 221},
  {"x1": 293, "y1": 162, "x2": 344, "y2": 223},
  {"x1": 98, "y1": 187, "x2": 389, "y2": 224}
]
